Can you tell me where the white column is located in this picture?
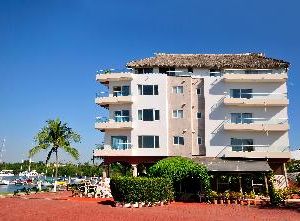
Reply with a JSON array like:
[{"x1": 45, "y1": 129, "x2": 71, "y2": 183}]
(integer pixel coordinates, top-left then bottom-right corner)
[{"x1": 132, "y1": 164, "x2": 138, "y2": 177}]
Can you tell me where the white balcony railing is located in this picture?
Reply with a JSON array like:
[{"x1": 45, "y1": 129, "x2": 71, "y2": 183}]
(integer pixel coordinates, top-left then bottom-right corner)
[
  {"x1": 216, "y1": 145, "x2": 290, "y2": 159},
  {"x1": 228, "y1": 92, "x2": 287, "y2": 99},
  {"x1": 226, "y1": 117, "x2": 288, "y2": 125}
]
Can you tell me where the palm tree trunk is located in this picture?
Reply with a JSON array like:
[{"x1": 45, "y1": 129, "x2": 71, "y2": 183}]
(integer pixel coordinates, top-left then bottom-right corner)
[
  {"x1": 53, "y1": 149, "x2": 58, "y2": 192},
  {"x1": 55, "y1": 149, "x2": 58, "y2": 180}
]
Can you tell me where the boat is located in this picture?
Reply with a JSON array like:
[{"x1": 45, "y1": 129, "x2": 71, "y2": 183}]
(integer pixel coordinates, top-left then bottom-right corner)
[
  {"x1": 0, "y1": 178, "x2": 10, "y2": 185},
  {"x1": 0, "y1": 170, "x2": 14, "y2": 177},
  {"x1": 19, "y1": 170, "x2": 39, "y2": 178}
]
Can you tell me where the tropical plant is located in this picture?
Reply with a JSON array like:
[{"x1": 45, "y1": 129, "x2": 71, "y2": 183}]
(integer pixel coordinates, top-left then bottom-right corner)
[
  {"x1": 28, "y1": 118, "x2": 81, "y2": 191},
  {"x1": 148, "y1": 157, "x2": 211, "y2": 196}
]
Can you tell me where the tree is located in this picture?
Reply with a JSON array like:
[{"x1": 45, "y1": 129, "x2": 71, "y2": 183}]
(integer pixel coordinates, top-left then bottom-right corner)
[
  {"x1": 149, "y1": 157, "x2": 211, "y2": 198},
  {"x1": 28, "y1": 118, "x2": 81, "y2": 191}
]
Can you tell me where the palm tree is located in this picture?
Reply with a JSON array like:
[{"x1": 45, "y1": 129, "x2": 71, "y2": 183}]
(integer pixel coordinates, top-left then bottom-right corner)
[{"x1": 29, "y1": 118, "x2": 81, "y2": 191}]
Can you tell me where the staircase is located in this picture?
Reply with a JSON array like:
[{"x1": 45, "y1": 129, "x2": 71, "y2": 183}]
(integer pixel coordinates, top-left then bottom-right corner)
[{"x1": 273, "y1": 175, "x2": 288, "y2": 189}]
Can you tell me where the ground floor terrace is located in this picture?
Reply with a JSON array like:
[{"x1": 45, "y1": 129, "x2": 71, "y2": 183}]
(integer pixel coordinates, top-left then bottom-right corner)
[
  {"x1": 99, "y1": 155, "x2": 289, "y2": 190},
  {"x1": 0, "y1": 191, "x2": 299, "y2": 221}
]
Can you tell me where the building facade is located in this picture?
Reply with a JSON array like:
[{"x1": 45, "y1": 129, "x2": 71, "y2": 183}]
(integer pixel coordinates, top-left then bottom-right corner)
[{"x1": 94, "y1": 53, "x2": 290, "y2": 187}]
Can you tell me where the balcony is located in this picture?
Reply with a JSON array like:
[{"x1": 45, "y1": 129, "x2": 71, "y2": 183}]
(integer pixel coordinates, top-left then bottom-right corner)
[
  {"x1": 95, "y1": 92, "x2": 133, "y2": 107},
  {"x1": 95, "y1": 117, "x2": 133, "y2": 132},
  {"x1": 96, "y1": 72, "x2": 133, "y2": 84},
  {"x1": 223, "y1": 118, "x2": 289, "y2": 132},
  {"x1": 220, "y1": 145, "x2": 290, "y2": 159},
  {"x1": 223, "y1": 73, "x2": 288, "y2": 83},
  {"x1": 94, "y1": 143, "x2": 132, "y2": 157},
  {"x1": 223, "y1": 93, "x2": 288, "y2": 107}
]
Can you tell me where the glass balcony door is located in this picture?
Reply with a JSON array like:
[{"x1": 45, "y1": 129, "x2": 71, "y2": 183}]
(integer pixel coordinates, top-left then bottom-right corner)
[
  {"x1": 231, "y1": 138, "x2": 254, "y2": 152},
  {"x1": 114, "y1": 110, "x2": 130, "y2": 122},
  {"x1": 230, "y1": 113, "x2": 253, "y2": 124},
  {"x1": 111, "y1": 136, "x2": 129, "y2": 150},
  {"x1": 230, "y1": 89, "x2": 253, "y2": 99},
  {"x1": 113, "y1": 86, "x2": 130, "y2": 97}
]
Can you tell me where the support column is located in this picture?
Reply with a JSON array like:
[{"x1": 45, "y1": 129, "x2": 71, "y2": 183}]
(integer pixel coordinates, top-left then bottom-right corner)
[
  {"x1": 102, "y1": 165, "x2": 109, "y2": 178},
  {"x1": 264, "y1": 173, "x2": 269, "y2": 193},
  {"x1": 132, "y1": 164, "x2": 138, "y2": 177},
  {"x1": 239, "y1": 175, "x2": 243, "y2": 194}
]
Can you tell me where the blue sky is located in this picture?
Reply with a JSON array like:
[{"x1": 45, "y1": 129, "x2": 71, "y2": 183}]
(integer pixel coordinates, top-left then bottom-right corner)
[{"x1": 0, "y1": 0, "x2": 300, "y2": 163}]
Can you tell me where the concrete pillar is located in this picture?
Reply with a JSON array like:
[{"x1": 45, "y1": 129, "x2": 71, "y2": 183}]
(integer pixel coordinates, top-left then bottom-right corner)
[
  {"x1": 102, "y1": 165, "x2": 109, "y2": 178},
  {"x1": 264, "y1": 173, "x2": 269, "y2": 193},
  {"x1": 132, "y1": 164, "x2": 138, "y2": 177}
]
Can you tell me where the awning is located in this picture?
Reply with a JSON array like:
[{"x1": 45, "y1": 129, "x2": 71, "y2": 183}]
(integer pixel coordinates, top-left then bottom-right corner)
[{"x1": 192, "y1": 157, "x2": 272, "y2": 172}]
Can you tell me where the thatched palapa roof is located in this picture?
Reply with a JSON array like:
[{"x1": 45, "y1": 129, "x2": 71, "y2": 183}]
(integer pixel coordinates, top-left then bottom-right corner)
[{"x1": 127, "y1": 53, "x2": 289, "y2": 69}]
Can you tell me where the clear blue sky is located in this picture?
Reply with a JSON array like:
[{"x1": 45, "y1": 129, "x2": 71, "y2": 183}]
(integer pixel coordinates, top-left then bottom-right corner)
[{"x1": 1, "y1": 0, "x2": 299, "y2": 163}]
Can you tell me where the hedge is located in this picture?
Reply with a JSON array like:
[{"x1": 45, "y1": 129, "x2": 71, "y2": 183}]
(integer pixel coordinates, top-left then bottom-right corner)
[{"x1": 110, "y1": 176, "x2": 174, "y2": 203}]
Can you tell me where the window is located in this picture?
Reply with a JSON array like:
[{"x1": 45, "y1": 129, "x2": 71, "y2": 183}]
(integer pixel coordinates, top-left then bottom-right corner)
[
  {"x1": 245, "y1": 70, "x2": 273, "y2": 74},
  {"x1": 138, "y1": 136, "x2": 159, "y2": 148},
  {"x1": 230, "y1": 89, "x2": 252, "y2": 99},
  {"x1": 159, "y1": 67, "x2": 175, "y2": 76},
  {"x1": 174, "y1": 136, "x2": 184, "y2": 145},
  {"x1": 138, "y1": 109, "x2": 160, "y2": 121},
  {"x1": 172, "y1": 110, "x2": 183, "y2": 118},
  {"x1": 173, "y1": 86, "x2": 183, "y2": 94},
  {"x1": 135, "y1": 68, "x2": 153, "y2": 74},
  {"x1": 114, "y1": 110, "x2": 130, "y2": 122},
  {"x1": 210, "y1": 69, "x2": 221, "y2": 77},
  {"x1": 231, "y1": 138, "x2": 254, "y2": 152},
  {"x1": 111, "y1": 136, "x2": 129, "y2": 150},
  {"x1": 155, "y1": 110, "x2": 160, "y2": 120},
  {"x1": 230, "y1": 113, "x2": 253, "y2": 124},
  {"x1": 113, "y1": 86, "x2": 130, "y2": 97},
  {"x1": 197, "y1": 137, "x2": 202, "y2": 145},
  {"x1": 197, "y1": 112, "x2": 202, "y2": 119},
  {"x1": 188, "y1": 68, "x2": 193, "y2": 73},
  {"x1": 138, "y1": 85, "x2": 158, "y2": 95},
  {"x1": 196, "y1": 88, "x2": 202, "y2": 95}
]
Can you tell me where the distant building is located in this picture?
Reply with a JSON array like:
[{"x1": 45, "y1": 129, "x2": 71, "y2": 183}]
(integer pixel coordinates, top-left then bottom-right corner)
[{"x1": 94, "y1": 53, "x2": 290, "y2": 188}]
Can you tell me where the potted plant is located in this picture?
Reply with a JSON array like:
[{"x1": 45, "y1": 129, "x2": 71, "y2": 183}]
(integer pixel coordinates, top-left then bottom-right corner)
[
  {"x1": 224, "y1": 191, "x2": 231, "y2": 204},
  {"x1": 210, "y1": 191, "x2": 218, "y2": 204},
  {"x1": 218, "y1": 192, "x2": 224, "y2": 204},
  {"x1": 230, "y1": 192, "x2": 238, "y2": 204},
  {"x1": 236, "y1": 192, "x2": 243, "y2": 205}
]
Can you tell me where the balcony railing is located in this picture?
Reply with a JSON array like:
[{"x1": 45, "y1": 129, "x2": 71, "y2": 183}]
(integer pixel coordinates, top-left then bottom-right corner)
[
  {"x1": 223, "y1": 117, "x2": 289, "y2": 132},
  {"x1": 96, "y1": 69, "x2": 134, "y2": 83},
  {"x1": 93, "y1": 143, "x2": 132, "y2": 157},
  {"x1": 223, "y1": 73, "x2": 288, "y2": 83},
  {"x1": 226, "y1": 118, "x2": 288, "y2": 125},
  {"x1": 224, "y1": 92, "x2": 289, "y2": 107},
  {"x1": 95, "y1": 117, "x2": 133, "y2": 131},
  {"x1": 95, "y1": 116, "x2": 131, "y2": 123},
  {"x1": 229, "y1": 92, "x2": 287, "y2": 99},
  {"x1": 216, "y1": 145, "x2": 290, "y2": 158},
  {"x1": 96, "y1": 91, "x2": 131, "y2": 98},
  {"x1": 94, "y1": 143, "x2": 132, "y2": 151}
]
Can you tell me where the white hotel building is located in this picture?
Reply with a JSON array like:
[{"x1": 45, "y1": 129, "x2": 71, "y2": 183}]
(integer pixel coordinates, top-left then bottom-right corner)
[{"x1": 94, "y1": 53, "x2": 290, "y2": 187}]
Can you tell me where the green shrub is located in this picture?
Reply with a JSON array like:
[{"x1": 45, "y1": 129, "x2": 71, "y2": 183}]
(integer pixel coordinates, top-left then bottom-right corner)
[
  {"x1": 110, "y1": 176, "x2": 174, "y2": 204},
  {"x1": 148, "y1": 157, "x2": 211, "y2": 194},
  {"x1": 267, "y1": 174, "x2": 290, "y2": 206}
]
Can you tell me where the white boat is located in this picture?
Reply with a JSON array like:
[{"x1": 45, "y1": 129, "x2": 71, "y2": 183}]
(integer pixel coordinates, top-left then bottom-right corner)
[
  {"x1": 0, "y1": 170, "x2": 14, "y2": 177},
  {"x1": 0, "y1": 178, "x2": 10, "y2": 185},
  {"x1": 19, "y1": 170, "x2": 39, "y2": 177}
]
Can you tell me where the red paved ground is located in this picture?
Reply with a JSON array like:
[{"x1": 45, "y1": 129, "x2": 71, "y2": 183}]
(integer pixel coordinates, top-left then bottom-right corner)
[{"x1": 0, "y1": 191, "x2": 299, "y2": 221}]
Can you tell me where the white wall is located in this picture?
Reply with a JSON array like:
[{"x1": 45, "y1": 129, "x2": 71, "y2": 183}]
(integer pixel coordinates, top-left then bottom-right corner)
[
  {"x1": 131, "y1": 74, "x2": 169, "y2": 156},
  {"x1": 190, "y1": 69, "x2": 290, "y2": 157}
]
